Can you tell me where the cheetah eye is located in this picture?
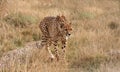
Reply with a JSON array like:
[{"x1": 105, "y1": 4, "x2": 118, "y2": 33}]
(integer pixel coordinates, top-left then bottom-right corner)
[
  {"x1": 61, "y1": 21, "x2": 65, "y2": 23},
  {"x1": 60, "y1": 24, "x2": 64, "y2": 28},
  {"x1": 60, "y1": 25, "x2": 63, "y2": 28},
  {"x1": 65, "y1": 29, "x2": 67, "y2": 31}
]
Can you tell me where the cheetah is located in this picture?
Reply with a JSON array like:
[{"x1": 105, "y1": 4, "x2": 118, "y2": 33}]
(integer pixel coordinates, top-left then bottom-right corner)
[{"x1": 39, "y1": 15, "x2": 72, "y2": 61}]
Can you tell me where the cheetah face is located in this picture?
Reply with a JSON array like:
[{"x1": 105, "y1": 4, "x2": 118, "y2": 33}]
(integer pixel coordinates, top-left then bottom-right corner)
[
  {"x1": 64, "y1": 23, "x2": 72, "y2": 39},
  {"x1": 60, "y1": 22, "x2": 72, "y2": 39},
  {"x1": 56, "y1": 15, "x2": 72, "y2": 39}
]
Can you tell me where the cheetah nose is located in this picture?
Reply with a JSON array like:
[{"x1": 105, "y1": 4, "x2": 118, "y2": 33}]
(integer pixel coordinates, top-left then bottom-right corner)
[{"x1": 68, "y1": 34, "x2": 71, "y2": 36}]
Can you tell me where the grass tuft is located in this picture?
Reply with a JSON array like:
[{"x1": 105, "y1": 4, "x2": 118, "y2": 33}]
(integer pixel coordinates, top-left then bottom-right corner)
[
  {"x1": 4, "y1": 12, "x2": 38, "y2": 28},
  {"x1": 80, "y1": 12, "x2": 95, "y2": 19},
  {"x1": 14, "y1": 38, "x2": 24, "y2": 47}
]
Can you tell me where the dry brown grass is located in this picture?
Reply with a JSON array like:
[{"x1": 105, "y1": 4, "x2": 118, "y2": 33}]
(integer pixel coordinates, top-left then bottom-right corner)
[{"x1": 0, "y1": 0, "x2": 120, "y2": 72}]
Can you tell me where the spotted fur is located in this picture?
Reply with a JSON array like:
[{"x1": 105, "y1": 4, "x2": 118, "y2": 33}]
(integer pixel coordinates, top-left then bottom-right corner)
[{"x1": 39, "y1": 15, "x2": 72, "y2": 61}]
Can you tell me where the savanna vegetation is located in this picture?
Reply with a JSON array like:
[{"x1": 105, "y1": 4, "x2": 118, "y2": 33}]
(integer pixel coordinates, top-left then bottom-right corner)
[{"x1": 0, "y1": 0, "x2": 120, "y2": 72}]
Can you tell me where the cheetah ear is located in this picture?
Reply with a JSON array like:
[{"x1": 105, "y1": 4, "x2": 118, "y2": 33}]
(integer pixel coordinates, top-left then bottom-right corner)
[
  {"x1": 56, "y1": 15, "x2": 61, "y2": 21},
  {"x1": 61, "y1": 14, "x2": 65, "y2": 18},
  {"x1": 60, "y1": 23, "x2": 64, "y2": 28},
  {"x1": 61, "y1": 15, "x2": 66, "y2": 21}
]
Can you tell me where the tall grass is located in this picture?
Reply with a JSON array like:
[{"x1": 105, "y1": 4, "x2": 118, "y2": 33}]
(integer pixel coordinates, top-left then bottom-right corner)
[{"x1": 0, "y1": 0, "x2": 120, "y2": 72}]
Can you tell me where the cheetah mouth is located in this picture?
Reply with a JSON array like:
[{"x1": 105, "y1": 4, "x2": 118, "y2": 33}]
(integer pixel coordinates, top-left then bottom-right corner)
[
  {"x1": 66, "y1": 34, "x2": 71, "y2": 40},
  {"x1": 66, "y1": 33, "x2": 71, "y2": 36},
  {"x1": 66, "y1": 36, "x2": 69, "y2": 40}
]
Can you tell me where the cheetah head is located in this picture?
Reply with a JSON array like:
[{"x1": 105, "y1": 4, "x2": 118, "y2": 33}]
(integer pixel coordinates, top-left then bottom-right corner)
[
  {"x1": 64, "y1": 23, "x2": 72, "y2": 39},
  {"x1": 56, "y1": 15, "x2": 72, "y2": 39}
]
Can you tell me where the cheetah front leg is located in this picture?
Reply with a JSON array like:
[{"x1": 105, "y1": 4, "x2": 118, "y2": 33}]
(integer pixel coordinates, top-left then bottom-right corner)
[
  {"x1": 61, "y1": 40, "x2": 67, "y2": 60},
  {"x1": 47, "y1": 46, "x2": 55, "y2": 61},
  {"x1": 53, "y1": 41, "x2": 59, "y2": 61}
]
